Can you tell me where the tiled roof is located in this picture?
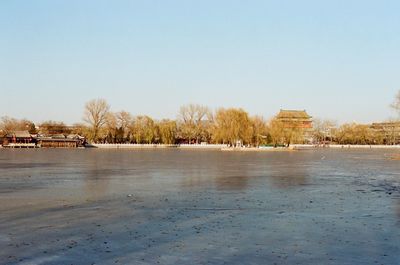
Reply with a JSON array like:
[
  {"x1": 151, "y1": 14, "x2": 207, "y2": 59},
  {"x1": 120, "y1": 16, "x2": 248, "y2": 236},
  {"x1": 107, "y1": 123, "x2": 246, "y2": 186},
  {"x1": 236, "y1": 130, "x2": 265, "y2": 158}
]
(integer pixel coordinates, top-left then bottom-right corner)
[
  {"x1": 7, "y1": 131, "x2": 31, "y2": 138},
  {"x1": 276, "y1": 110, "x2": 312, "y2": 119}
]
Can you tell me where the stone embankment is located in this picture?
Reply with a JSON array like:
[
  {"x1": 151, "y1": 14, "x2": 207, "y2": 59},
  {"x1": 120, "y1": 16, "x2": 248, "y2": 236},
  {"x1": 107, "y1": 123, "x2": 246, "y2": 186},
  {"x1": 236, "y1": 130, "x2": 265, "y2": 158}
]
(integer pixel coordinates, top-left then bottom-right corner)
[
  {"x1": 86, "y1": 143, "x2": 400, "y2": 151},
  {"x1": 89, "y1": 143, "x2": 229, "y2": 149},
  {"x1": 292, "y1": 144, "x2": 400, "y2": 149}
]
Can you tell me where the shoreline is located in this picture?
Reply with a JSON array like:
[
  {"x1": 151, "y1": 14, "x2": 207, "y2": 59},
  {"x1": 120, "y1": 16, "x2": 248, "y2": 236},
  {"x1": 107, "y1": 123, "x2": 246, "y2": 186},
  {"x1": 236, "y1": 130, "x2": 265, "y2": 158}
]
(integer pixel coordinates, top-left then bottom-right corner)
[
  {"x1": 88, "y1": 143, "x2": 229, "y2": 150},
  {"x1": 90, "y1": 144, "x2": 296, "y2": 151},
  {"x1": 2, "y1": 143, "x2": 400, "y2": 151},
  {"x1": 89, "y1": 143, "x2": 400, "y2": 151},
  {"x1": 292, "y1": 144, "x2": 400, "y2": 150}
]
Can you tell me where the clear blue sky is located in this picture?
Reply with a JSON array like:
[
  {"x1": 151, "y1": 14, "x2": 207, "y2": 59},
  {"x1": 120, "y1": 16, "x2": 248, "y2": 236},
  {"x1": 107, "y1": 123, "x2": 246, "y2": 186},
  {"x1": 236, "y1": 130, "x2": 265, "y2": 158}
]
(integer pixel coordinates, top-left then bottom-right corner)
[{"x1": 1, "y1": 0, "x2": 399, "y2": 124}]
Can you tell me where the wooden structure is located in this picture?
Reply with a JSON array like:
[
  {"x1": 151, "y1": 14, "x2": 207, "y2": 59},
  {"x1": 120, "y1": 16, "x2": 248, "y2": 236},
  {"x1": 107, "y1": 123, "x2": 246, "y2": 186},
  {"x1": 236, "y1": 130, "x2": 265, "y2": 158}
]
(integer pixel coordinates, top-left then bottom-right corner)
[
  {"x1": 276, "y1": 110, "x2": 313, "y2": 129},
  {"x1": 37, "y1": 138, "x2": 80, "y2": 148},
  {"x1": 36, "y1": 135, "x2": 85, "y2": 148},
  {"x1": 2, "y1": 131, "x2": 35, "y2": 147},
  {"x1": 1, "y1": 130, "x2": 86, "y2": 148},
  {"x1": 3, "y1": 143, "x2": 37, "y2": 148},
  {"x1": 275, "y1": 109, "x2": 313, "y2": 144}
]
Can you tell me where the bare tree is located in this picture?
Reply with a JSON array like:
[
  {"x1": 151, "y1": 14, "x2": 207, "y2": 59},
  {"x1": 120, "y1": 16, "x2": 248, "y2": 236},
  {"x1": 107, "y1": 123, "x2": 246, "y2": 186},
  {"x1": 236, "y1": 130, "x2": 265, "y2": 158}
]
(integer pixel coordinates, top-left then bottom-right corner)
[
  {"x1": 70, "y1": 123, "x2": 89, "y2": 136},
  {"x1": 251, "y1": 115, "x2": 268, "y2": 147},
  {"x1": 178, "y1": 104, "x2": 211, "y2": 143},
  {"x1": 39, "y1": 120, "x2": 70, "y2": 135},
  {"x1": 104, "y1": 112, "x2": 118, "y2": 143},
  {"x1": 312, "y1": 118, "x2": 337, "y2": 144},
  {"x1": 391, "y1": 91, "x2": 400, "y2": 117},
  {"x1": 116, "y1": 111, "x2": 132, "y2": 141},
  {"x1": 179, "y1": 104, "x2": 210, "y2": 123},
  {"x1": 83, "y1": 99, "x2": 110, "y2": 142},
  {"x1": 0, "y1": 116, "x2": 36, "y2": 134}
]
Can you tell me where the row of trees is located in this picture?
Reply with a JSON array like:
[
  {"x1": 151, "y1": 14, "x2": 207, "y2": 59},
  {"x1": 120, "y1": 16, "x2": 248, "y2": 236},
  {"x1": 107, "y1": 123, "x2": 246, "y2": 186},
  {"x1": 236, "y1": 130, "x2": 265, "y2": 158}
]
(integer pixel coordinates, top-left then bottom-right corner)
[
  {"x1": 81, "y1": 99, "x2": 272, "y2": 146},
  {"x1": 1, "y1": 92, "x2": 400, "y2": 146},
  {"x1": 315, "y1": 122, "x2": 383, "y2": 145},
  {"x1": 0, "y1": 100, "x2": 297, "y2": 146},
  {"x1": 63, "y1": 98, "x2": 400, "y2": 145},
  {"x1": 0, "y1": 116, "x2": 37, "y2": 134}
]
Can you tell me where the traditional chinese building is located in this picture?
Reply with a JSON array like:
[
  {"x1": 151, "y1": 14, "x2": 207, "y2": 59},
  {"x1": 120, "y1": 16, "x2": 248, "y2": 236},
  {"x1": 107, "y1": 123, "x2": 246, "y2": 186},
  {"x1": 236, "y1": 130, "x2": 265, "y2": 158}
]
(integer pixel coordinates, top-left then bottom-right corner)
[
  {"x1": 276, "y1": 109, "x2": 313, "y2": 129},
  {"x1": 5, "y1": 131, "x2": 33, "y2": 143},
  {"x1": 2, "y1": 131, "x2": 36, "y2": 148},
  {"x1": 1, "y1": 131, "x2": 86, "y2": 148},
  {"x1": 275, "y1": 109, "x2": 313, "y2": 143},
  {"x1": 36, "y1": 134, "x2": 86, "y2": 148}
]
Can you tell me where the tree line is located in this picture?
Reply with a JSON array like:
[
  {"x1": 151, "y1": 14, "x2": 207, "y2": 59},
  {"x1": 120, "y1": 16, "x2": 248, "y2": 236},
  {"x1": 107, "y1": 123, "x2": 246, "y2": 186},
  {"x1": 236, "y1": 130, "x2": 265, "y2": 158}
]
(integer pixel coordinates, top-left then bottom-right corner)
[
  {"x1": 80, "y1": 99, "x2": 272, "y2": 146},
  {"x1": 1, "y1": 93, "x2": 400, "y2": 146}
]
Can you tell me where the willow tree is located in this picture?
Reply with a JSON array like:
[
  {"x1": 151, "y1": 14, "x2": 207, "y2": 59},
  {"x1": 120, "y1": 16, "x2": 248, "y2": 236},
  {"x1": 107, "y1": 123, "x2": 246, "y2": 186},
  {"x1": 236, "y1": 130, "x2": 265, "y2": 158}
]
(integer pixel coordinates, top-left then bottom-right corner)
[
  {"x1": 268, "y1": 118, "x2": 285, "y2": 147},
  {"x1": 131, "y1": 115, "x2": 157, "y2": 144},
  {"x1": 212, "y1": 108, "x2": 252, "y2": 146},
  {"x1": 158, "y1": 119, "x2": 177, "y2": 144},
  {"x1": 83, "y1": 99, "x2": 110, "y2": 142},
  {"x1": 268, "y1": 118, "x2": 303, "y2": 147}
]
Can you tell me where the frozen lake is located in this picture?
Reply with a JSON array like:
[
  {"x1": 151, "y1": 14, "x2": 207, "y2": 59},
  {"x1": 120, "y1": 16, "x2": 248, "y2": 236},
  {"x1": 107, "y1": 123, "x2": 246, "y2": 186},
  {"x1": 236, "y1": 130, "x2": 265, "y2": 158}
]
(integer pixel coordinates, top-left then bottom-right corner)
[{"x1": 1, "y1": 149, "x2": 400, "y2": 265}]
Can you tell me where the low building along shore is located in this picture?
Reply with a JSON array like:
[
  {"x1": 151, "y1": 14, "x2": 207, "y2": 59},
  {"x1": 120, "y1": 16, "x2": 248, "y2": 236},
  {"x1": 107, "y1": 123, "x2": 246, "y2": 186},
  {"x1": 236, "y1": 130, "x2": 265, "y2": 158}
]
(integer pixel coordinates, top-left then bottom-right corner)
[{"x1": 0, "y1": 131, "x2": 86, "y2": 148}]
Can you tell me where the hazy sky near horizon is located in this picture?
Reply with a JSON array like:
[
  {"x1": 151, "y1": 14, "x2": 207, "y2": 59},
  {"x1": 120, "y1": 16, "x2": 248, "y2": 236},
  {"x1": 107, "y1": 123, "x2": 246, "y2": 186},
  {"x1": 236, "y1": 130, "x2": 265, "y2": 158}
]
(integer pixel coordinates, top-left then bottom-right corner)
[{"x1": 1, "y1": 0, "x2": 400, "y2": 124}]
